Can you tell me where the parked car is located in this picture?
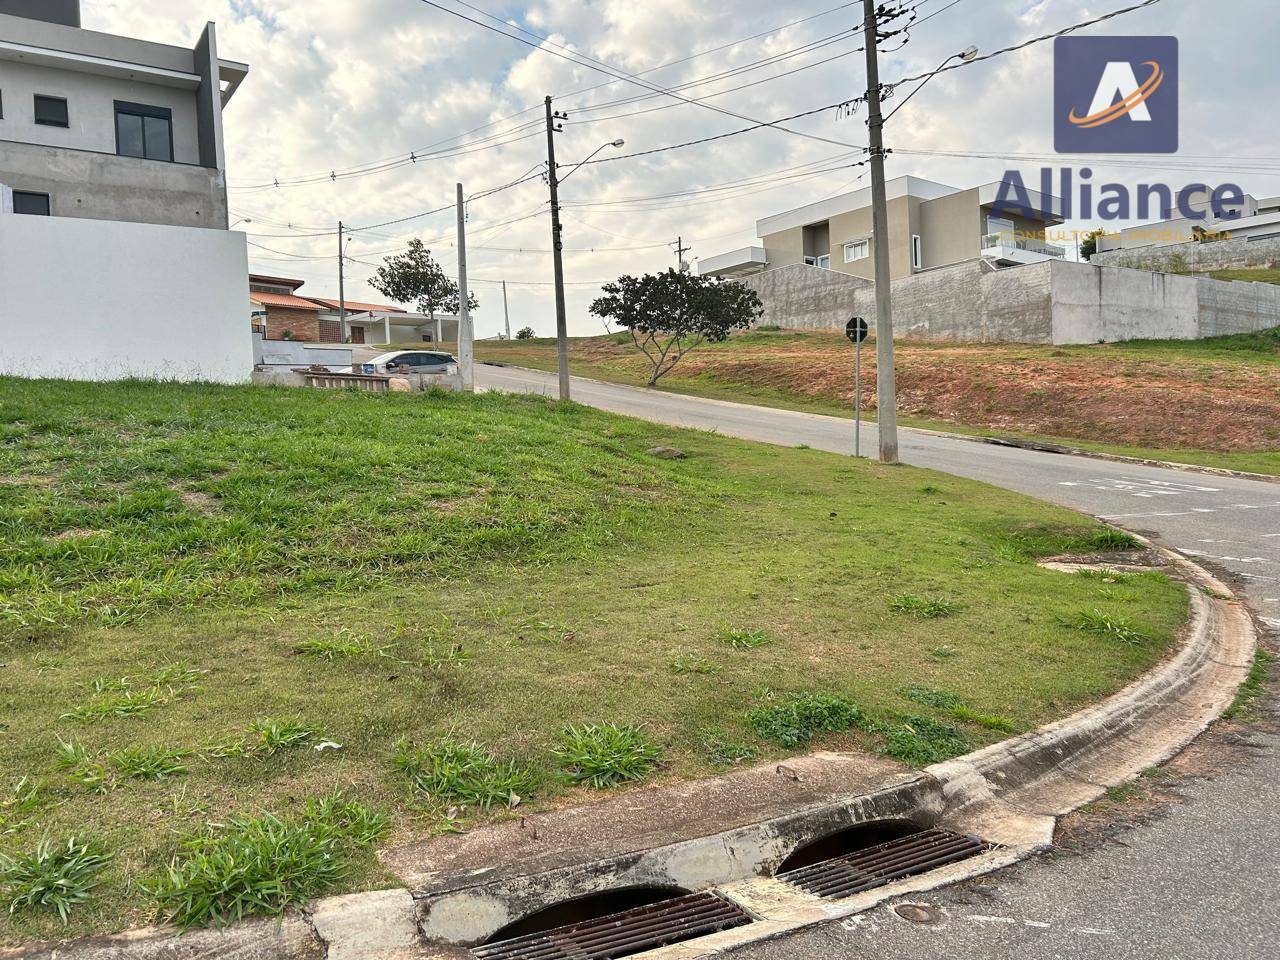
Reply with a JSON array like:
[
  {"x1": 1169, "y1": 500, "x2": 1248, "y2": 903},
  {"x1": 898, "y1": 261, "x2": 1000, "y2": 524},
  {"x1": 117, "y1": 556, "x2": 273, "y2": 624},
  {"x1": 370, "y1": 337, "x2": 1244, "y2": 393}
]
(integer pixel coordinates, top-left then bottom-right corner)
[{"x1": 355, "y1": 350, "x2": 456, "y2": 375}]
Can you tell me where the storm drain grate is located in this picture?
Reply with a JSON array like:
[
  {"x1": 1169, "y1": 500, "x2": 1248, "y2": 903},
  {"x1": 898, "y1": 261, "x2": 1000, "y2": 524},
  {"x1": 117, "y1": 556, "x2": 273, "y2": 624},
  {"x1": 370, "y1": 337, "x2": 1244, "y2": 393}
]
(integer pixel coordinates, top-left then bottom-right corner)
[
  {"x1": 777, "y1": 828, "x2": 991, "y2": 900},
  {"x1": 472, "y1": 891, "x2": 753, "y2": 960}
]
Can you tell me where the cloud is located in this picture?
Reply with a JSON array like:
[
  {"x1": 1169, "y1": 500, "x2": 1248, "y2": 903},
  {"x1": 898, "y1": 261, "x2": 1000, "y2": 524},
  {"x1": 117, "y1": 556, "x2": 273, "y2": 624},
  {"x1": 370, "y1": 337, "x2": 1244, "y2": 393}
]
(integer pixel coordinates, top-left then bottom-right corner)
[{"x1": 79, "y1": 0, "x2": 1280, "y2": 336}]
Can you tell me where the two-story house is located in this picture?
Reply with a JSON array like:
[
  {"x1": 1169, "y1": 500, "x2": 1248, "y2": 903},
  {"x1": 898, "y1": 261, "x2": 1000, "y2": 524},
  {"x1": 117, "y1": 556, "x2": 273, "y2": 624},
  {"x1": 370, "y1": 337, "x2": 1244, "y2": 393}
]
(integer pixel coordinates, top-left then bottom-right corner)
[
  {"x1": 0, "y1": 0, "x2": 247, "y2": 228},
  {"x1": 698, "y1": 175, "x2": 1066, "y2": 280},
  {"x1": 0, "y1": 1, "x2": 253, "y2": 384}
]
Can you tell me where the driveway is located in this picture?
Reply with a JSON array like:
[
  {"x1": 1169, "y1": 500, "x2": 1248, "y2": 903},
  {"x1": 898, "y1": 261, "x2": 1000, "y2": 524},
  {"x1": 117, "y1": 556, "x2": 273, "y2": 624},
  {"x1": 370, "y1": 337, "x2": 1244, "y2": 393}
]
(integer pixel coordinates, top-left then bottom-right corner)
[{"x1": 476, "y1": 360, "x2": 1280, "y2": 960}]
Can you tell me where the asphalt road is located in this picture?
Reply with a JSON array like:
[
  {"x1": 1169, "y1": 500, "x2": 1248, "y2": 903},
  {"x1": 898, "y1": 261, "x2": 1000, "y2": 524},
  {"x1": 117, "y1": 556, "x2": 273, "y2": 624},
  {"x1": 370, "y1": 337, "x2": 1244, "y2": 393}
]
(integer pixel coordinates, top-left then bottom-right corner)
[{"x1": 477, "y1": 361, "x2": 1280, "y2": 960}]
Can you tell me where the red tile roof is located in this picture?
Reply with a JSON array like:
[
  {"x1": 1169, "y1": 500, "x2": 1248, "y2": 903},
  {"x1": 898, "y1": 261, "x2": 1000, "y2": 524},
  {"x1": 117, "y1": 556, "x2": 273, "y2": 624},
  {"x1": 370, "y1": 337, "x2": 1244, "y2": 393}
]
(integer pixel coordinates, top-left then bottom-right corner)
[
  {"x1": 309, "y1": 298, "x2": 406, "y2": 314},
  {"x1": 250, "y1": 291, "x2": 323, "y2": 311}
]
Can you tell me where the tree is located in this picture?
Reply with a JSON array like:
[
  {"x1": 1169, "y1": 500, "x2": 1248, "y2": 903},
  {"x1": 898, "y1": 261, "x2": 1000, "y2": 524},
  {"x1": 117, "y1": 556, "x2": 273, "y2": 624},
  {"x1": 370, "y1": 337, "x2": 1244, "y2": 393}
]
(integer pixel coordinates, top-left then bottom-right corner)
[
  {"x1": 515, "y1": 326, "x2": 536, "y2": 340},
  {"x1": 590, "y1": 269, "x2": 762, "y2": 386},
  {"x1": 368, "y1": 239, "x2": 479, "y2": 338},
  {"x1": 1079, "y1": 228, "x2": 1107, "y2": 261}
]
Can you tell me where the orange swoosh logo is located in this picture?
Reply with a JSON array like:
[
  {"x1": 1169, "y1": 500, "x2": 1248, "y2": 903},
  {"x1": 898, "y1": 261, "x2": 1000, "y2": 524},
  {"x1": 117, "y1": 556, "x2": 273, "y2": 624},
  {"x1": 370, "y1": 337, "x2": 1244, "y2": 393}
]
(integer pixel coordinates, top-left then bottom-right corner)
[{"x1": 1068, "y1": 61, "x2": 1163, "y2": 128}]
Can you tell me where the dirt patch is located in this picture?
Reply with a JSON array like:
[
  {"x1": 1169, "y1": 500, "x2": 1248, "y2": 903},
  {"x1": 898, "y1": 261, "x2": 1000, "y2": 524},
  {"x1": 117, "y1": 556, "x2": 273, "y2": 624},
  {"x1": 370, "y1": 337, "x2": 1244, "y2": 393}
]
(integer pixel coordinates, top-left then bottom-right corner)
[
  {"x1": 49, "y1": 528, "x2": 108, "y2": 542},
  {"x1": 180, "y1": 490, "x2": 219, "y2": 515}
]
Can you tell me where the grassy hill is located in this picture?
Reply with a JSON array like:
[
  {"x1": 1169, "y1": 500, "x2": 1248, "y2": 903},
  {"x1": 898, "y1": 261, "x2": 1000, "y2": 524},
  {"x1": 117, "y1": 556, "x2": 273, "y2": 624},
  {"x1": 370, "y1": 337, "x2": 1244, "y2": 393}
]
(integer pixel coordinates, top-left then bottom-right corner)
[{"x1": 0, "y1": 379, "x2": 1186, "y2": 940}]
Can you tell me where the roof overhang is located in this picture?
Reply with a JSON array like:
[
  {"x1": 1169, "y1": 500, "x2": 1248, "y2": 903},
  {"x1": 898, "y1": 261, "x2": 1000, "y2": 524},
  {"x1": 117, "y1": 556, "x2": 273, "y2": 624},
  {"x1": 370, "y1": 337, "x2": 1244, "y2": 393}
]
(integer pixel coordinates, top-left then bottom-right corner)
[
  {"x1": 755, "y1": 176, "x2": 960, "y2": 237},
  {"x1": 697, "y1": 246, "x2": 768, "y2": 277},
  {"x1": 978, "y1": 181, "x2": 1065, "y2": 225},
  {"x1": 0, "y1": 37, "x2": 199, "y2": 88},
  {"x1": 219, "y1": 58, "x2": 248, "y2": 106}
]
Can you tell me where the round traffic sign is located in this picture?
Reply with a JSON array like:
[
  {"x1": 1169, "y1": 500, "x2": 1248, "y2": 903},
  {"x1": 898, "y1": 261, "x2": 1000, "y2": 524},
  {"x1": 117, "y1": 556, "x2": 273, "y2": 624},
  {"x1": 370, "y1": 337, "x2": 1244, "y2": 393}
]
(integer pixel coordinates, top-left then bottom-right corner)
[{"x1": 845, "y1": 316, "x2": 869, "y2": 343}]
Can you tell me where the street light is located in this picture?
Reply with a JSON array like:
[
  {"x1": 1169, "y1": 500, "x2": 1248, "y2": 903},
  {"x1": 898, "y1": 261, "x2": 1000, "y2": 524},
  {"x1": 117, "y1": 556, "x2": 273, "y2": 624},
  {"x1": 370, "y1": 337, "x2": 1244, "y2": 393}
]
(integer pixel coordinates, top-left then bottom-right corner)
[
  {"x1": 544, "y1": 126, "x2": 626, "y2": 401},
  {"x1": 229, "y1": 217, "x2": 252, "y2": 229},
  {"x1": 883, "y1": 46, "x2": 979, "y2": 123},
  {"x1": 558, "y1": 139, "x2": 626, "y2": 184}
]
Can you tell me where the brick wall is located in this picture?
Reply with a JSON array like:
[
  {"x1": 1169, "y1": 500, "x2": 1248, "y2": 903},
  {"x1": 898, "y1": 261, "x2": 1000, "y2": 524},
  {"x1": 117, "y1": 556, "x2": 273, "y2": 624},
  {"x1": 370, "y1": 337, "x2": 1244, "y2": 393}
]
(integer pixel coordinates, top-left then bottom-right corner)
[{"x1": 264, "y1": 307, "x2": 323, "y2": 342}]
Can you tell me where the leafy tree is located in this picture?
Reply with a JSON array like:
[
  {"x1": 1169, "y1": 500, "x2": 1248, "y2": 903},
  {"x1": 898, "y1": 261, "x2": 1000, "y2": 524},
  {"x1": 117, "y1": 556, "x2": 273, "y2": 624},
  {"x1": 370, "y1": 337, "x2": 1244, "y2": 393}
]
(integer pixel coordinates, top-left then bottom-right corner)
[
  {"x1": 1079, "y1": 228, "x2": 1107, "y2": 261},
  {"x1": 368, "y1": 239, "x2": 478, "y2": 335},
  {"x1": 590, "y1": 270, "x2": 762, "y2": 385},
  {"x1": 515, "y1": 326, "x2": 536, "y2": 340}
]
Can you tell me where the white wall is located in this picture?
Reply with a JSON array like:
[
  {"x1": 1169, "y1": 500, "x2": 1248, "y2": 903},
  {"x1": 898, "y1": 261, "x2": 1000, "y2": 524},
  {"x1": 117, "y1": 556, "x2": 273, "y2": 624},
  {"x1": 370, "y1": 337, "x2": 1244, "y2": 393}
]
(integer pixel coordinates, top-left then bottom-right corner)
[
  {"x1": 0, "y1": 213, "x2": 252, "y2": 382},
  {"x1": 0, "y1": 60, "x2": 201, "y2": 162}
]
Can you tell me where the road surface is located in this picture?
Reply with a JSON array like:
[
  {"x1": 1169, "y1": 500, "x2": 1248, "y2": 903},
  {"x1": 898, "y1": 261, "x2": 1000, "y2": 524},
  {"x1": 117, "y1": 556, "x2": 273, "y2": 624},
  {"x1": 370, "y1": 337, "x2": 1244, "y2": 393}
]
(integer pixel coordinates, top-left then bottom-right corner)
[{"x1": 477, "y1": 361, "x2": 1280, "y2": 960}]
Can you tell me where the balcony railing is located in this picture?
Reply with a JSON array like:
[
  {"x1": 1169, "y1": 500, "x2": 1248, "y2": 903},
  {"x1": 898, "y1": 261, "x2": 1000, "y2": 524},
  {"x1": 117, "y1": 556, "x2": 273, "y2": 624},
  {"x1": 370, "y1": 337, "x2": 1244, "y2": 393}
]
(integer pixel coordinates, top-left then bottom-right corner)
[{"x1": 981, "y1": 233, "x2": 1067, "y2": 259}]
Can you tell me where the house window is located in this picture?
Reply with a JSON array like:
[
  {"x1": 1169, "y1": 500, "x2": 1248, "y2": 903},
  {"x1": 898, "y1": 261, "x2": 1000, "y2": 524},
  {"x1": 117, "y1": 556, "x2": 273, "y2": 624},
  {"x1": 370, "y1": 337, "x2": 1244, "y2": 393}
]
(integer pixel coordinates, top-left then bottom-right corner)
[
  {"x1": 13, "y1": 191, "x2": 51, "y2": 216},
  {"x1": 115, "y1": 102, "x2": 173, "y2": 162},
  {"x1": 843, "y1": 239, "x2": 870, "y2": 262},
  {"x1": 34, "y1": 95, "x2": 69, "y2": 128},
  {"x1": 911, "y1": 235, "x2": 923, "y2": 269}
]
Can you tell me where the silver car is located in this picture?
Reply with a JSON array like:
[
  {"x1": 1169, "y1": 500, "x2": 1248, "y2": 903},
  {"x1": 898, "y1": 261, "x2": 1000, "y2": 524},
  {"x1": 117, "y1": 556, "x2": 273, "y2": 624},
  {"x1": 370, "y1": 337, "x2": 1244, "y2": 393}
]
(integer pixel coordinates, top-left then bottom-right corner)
[{"x1": 358, "y1": 350, "x2": 456, "y2": 375}]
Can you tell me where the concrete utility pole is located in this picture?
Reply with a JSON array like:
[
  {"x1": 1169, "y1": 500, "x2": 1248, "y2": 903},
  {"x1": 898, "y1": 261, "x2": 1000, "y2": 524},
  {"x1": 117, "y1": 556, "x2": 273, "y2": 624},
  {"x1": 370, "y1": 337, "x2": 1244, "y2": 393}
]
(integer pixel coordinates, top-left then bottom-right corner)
[
  {"x1": 502, "y1": 280, "x2": 511, "y2": 340},
  {"x1": 675, "y1": 236, "x2": 691, "y2": 273},
  {"x1": 456, "y1": 183, "x2": 474, "y2": 391},
  {"x1": 545, "y1": 96, "x2": 571, "y2": 401},
  {"x1": 337, "y1": 221, "x2": 348, "y2": 344},
  {"x1": 861, "y1": 0, "x2": 899, "y2": 464}
]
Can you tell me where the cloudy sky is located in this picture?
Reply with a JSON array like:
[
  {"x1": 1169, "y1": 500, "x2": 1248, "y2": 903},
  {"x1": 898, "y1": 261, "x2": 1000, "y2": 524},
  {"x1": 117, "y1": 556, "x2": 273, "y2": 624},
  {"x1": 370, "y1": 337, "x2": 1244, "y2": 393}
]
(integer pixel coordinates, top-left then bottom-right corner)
[{"x1": 83, "y1": 0, "x2": 1280, "y2": 337}]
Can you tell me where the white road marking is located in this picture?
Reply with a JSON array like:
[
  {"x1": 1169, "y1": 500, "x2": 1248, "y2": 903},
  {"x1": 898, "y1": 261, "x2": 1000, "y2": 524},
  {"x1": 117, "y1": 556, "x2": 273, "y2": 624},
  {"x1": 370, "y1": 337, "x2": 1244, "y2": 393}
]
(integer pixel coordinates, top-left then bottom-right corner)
[
  {"x1": 1262, "y1": 618, "x2": 1280, "y2": 630},
  {"x1": 1100, "y1": 511, "x2": 1198, "y2": 520},
  {"x1": 1264, "y1": 534, "x2": 1280, "y2": 538},
  {"x1": 965, "y1": 915, "x2": 1113, "y2": 936},
  {"x1": 1179, "y1": 549, "x2": 1271, "y2": 563}
]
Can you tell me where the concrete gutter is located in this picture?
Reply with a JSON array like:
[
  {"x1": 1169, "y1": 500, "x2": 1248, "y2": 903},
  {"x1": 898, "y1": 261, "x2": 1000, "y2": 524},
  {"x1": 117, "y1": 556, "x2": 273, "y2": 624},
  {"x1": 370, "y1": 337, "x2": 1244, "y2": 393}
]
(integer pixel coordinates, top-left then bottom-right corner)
[{"x1": 5, "y1": 549, "x2": 1256, "y2": 960}]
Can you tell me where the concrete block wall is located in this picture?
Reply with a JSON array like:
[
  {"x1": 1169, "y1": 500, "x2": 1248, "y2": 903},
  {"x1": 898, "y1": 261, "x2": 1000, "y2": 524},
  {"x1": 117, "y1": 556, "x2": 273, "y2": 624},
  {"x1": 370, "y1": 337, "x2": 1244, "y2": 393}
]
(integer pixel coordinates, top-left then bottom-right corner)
[
  {"x1": 1093, "y1": 235, "x2": 1280, "y2": 273},
  {"x1": 737, "y1": 262, "x2": 871, "y2": 329},
  {"x1": 1049, "y1": 261, "x2": 1199, "y2": 343},
  {"x1": 850, "y1": 259, "x2": 1054, "y2": 343},
  {"x1": 737, "y1": 256, "x2": 1280, "y2": 345},
  {"x1": 1196, "y1": 274, "x2": 1280, "y2": 337}
]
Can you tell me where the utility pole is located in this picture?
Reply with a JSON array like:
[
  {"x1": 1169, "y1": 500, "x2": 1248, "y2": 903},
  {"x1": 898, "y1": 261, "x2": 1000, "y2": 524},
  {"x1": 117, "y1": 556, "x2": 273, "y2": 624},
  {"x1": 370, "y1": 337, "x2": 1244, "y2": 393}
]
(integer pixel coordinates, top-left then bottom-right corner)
[
  {"x1": 545, "y1": 95, "x2": 571, "y2": 401},
  {"x1": 456, "y1": 183, "x2": 474, "y2": 391},
  {"x1": 337, "y1": 221, "x2": 348, "y2": 344},
  {"x1": 502, "y1": 280, "x2": 511, "y2": 340},
  {"x1": 674, "y1": 236, "x2": 691, "y2": 273},
  {"x1": 861, "y1": 0, "x2": 899, "y2": 464}
]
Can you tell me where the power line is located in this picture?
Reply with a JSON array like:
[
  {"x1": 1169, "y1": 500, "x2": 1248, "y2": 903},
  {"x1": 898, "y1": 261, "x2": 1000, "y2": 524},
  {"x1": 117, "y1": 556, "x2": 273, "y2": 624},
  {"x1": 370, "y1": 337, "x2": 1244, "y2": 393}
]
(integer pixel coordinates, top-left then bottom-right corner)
[
  {"x1": 415, "y1": 0, "x2": 866, "y2": 149},
  {"x1": 227, "y1": 2, "x2": 867, "y2": 191},
  {"x1": 885, "y1": 0, "x2": 1166, "y2": 90}
]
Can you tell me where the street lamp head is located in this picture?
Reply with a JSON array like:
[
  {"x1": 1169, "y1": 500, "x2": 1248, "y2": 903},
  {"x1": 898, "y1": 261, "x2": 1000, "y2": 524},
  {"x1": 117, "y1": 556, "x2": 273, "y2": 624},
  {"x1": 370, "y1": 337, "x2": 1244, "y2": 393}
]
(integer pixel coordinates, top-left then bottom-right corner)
[
  {"x1": 959, "y1": 45, "x2": 979, "y2": 62},
  {"x1": 610, "y1": 139, "x2": 625, "y2": 148}
]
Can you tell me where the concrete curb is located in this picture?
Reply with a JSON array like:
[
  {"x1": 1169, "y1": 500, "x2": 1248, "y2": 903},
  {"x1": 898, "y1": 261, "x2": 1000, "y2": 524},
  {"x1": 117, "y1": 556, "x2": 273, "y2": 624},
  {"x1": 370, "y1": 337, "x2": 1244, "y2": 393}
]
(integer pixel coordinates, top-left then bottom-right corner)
[
  {"x1": 479, "y1": 361, "x2": 1280, "y2": 484},
  {"x1": 7, "y1": 551, "x2": 1257, "y2": 959}
]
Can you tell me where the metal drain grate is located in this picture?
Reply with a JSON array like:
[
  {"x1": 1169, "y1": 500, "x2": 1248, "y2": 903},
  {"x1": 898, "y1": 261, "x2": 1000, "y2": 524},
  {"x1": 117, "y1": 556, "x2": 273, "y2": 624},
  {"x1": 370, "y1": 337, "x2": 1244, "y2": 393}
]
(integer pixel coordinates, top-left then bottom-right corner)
[
  {"x1": 777, "y1": 828, "x2": 990, "y2": 900},
  {"x1": 472, "y1": 891, "x2": 753, "y2": 960}
]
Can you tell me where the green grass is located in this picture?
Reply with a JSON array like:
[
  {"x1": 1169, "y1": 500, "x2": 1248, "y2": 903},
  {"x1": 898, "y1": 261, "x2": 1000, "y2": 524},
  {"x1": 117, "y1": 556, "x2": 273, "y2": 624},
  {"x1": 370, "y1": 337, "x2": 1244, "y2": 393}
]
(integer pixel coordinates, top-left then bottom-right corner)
[
  {"x1": 0, "y1": 379, "x2": 1189, "y2": 942},
  {"x1": 147, "y1": 794, "x2": 387, "y2": 929},
  {"x1": 746, "y1": 692, "x2": 862, "y2": 747},
  {"x1": 554, "y1": 723, "x2": 662, "y2": 788},
  {"x1": 717, "y1": 627, "x2": 775, "y2": 649},
  {"x1": 1223, "y1": 650, "x2": 1274, "y2": 720},
  {"x1": 888, "y1": 595, "x2": 963, "y2": 619},
  {"x1": 0, "y1": 838, "x2": 110, "y2": 924},
  {"x1": 393, "y1": 738, "x2": 535, "y2": 811}
]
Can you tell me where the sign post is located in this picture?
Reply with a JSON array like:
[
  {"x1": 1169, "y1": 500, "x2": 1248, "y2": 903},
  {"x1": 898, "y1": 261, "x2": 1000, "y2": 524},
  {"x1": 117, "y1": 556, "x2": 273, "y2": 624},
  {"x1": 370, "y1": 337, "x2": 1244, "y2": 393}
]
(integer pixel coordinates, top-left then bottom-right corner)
[{"x1": 845, "y1": 316, "x2": 869, "y2": 458}]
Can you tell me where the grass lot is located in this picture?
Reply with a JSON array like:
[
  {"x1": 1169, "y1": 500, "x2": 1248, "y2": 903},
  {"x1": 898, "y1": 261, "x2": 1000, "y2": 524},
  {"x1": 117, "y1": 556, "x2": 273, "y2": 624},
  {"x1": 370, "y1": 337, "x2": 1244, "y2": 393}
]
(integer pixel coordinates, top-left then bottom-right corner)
[
  {"x1": 475, "y1": 321, "x2": 1280, "y2": 476},
  {"x1": 0, "y1": 379, "x2": 1188, "y2": 942}
]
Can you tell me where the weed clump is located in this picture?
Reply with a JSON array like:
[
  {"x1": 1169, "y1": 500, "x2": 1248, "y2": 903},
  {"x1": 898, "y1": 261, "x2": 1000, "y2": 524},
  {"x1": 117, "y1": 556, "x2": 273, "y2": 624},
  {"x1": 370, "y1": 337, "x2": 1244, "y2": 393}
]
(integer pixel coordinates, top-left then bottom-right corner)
[{"x1": 554, "y1": 723, "x2": 661, "y2": 788}]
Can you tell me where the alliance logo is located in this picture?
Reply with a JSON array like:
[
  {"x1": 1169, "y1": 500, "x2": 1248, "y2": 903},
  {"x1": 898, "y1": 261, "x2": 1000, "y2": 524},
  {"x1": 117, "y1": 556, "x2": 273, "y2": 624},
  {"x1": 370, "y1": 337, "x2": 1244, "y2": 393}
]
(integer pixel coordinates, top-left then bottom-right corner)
[{"x1": 1054, "y1": 36, "x2": 1178, "y2": 153}]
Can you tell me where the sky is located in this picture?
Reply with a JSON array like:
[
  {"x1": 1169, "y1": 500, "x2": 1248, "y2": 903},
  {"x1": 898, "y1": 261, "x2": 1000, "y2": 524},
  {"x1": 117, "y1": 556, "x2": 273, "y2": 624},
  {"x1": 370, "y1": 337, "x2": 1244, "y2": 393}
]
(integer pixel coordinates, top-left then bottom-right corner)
[{"x1": 81, "y1": 0, "x2": 1280, "y2": 338}]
